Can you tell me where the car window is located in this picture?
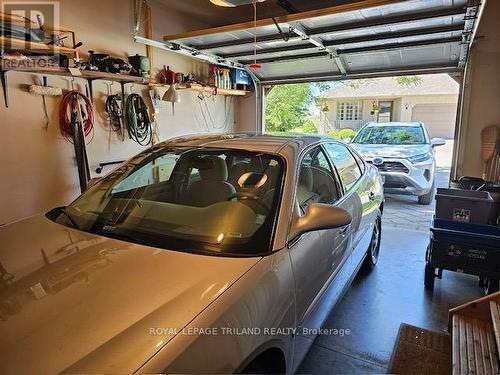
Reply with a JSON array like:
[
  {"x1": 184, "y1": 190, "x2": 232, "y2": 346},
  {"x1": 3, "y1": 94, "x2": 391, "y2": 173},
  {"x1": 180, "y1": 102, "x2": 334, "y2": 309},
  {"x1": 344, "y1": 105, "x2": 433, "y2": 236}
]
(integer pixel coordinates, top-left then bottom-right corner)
[
  {"x1": 351, "y1": 150, "x2": 365, "y2": 173},
  {"x1": 324, "y1": 143, "x2": 362, "y2": 191},
  {"x1": 56, "y1": 148, "x2": 285, "y2": 256},
  {"x1": 353, "y1": 125, "x2": 426, "y2": 145},
  {"x1": 296, "y1": 147, "x2": 339, "y2": 212},
  {"x1": 112, "y1": 154, "x2": 177, "y2": 194}
]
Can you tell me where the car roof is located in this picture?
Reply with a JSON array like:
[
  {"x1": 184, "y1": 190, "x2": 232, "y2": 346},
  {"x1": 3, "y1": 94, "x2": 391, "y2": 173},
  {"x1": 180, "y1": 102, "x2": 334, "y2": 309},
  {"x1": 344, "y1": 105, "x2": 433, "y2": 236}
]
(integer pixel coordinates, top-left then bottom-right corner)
[
  {"x1": 364, "y1": 122, "x2": 423, "y2": 128},
  {"x1": 154, "y1": 132, "x2": 334, "y2": 154}
]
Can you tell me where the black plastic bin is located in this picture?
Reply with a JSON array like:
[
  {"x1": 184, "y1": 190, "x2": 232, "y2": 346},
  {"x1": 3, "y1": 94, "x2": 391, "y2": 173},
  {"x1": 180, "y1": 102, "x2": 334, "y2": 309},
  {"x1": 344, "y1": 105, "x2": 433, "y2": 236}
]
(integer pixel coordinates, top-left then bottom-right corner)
[{"x1": 435, "y1": 188, "x2": 499, "y2": 225}]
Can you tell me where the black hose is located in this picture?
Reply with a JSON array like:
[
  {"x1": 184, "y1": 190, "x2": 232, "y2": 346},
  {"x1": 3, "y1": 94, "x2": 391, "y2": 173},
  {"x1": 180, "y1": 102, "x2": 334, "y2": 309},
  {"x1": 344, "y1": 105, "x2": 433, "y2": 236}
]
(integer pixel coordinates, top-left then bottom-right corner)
[
  {"x1": 125, "y1": 93, "x2": 151, "y2": 146},
  {"x1": 105, "y1": 94, "x2": 124, "y2": 140}
]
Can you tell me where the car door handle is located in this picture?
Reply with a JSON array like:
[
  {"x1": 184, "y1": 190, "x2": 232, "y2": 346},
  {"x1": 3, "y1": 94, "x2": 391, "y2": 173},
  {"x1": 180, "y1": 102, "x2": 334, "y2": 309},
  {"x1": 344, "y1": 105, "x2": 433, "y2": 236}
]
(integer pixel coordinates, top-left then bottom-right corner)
[{"x1": 368, "y1": 191, "x2": 376, "y2": 201}]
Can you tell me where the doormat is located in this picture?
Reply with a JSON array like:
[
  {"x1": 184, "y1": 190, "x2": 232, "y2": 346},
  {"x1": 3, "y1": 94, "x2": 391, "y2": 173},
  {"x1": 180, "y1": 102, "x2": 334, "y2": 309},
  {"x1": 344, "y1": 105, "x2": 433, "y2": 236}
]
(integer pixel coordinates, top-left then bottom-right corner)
[{"x1": 388, "y1": 323, "x2": 451, "y2": 374}]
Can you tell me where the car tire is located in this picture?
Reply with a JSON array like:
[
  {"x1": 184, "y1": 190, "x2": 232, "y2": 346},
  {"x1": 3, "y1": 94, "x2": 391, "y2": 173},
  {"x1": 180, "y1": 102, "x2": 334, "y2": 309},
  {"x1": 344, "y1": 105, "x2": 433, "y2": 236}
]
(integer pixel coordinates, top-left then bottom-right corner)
[
  {"x1": 362, "y1": 216, "x2": 381, "y2": 271},
  {"x1": 424, "y1": 262, "x2": 435, "y2": 291},
  {"x1": 418, "y1": 179, "x2": 435, "y2": 205}
]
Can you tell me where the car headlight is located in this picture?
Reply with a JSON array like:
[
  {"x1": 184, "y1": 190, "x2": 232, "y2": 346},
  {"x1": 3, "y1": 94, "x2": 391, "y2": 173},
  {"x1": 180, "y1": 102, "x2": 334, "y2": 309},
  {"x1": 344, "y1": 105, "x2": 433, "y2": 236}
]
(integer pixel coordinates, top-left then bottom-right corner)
[{"x1": 407, "y1": 153, "x2": 431, "y2": 164}]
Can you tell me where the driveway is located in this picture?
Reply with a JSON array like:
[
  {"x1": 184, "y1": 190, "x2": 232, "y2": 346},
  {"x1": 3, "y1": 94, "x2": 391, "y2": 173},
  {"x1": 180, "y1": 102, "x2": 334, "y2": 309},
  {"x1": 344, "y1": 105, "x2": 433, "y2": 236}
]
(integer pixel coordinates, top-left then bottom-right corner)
[{"x1": 382, "y1": 141, "x2": 453, "y2": 231}]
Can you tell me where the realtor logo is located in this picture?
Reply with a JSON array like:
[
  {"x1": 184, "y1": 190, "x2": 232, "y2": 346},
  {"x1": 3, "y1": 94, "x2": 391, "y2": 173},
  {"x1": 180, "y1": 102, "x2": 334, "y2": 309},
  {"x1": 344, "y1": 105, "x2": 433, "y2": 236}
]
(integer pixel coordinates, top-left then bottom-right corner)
[{"x1": 1, "y1": 1, "x2": 60, "y2": 53}]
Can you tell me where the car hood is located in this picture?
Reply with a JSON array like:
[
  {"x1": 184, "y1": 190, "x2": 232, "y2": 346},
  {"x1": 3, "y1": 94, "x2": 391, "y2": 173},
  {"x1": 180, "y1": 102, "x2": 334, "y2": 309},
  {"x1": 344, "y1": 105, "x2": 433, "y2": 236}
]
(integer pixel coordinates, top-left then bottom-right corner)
[
  {"x1": 350, "y1": 143, "x2": 431, "y2": 159},
  {"x1": 0, "y1": 214, "x2": 261, "y2": 374}
]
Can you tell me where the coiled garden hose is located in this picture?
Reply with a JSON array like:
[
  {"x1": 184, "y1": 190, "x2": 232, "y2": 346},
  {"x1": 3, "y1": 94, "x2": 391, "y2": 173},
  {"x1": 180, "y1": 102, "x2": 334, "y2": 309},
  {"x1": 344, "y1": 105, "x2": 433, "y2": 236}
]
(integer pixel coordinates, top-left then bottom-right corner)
[
  {"x1": 125, "y1": 93, "x2": 152, "y2": 146},
  {"x1": 59, "y1": 90, "x2": 94, "y2": 142},
  {"x1": 105, "y1": 94, "x2": 125, "y2": 141}
]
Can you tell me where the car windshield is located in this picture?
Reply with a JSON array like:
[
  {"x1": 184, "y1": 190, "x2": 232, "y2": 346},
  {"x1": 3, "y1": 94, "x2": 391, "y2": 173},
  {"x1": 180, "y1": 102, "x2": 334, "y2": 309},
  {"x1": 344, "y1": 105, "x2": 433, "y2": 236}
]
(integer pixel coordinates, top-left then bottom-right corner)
[
  {"x1": 353, "y1": 126, "x2": 426, "y2": 145},
  {"x1": 49, "y1": 147, "x2": 284, "y2": 256}
]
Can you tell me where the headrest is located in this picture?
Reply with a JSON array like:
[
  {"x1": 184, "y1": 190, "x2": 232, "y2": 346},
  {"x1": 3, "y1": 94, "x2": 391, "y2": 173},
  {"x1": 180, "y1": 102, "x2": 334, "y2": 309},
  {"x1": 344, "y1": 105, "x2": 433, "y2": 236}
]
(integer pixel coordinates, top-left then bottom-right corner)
[
  {"x1": 195, "y1": 156, "x2": 228, "y2": 181},
  {"x1": 299, "y1": 166, "x2": 313, "y2": 191}
]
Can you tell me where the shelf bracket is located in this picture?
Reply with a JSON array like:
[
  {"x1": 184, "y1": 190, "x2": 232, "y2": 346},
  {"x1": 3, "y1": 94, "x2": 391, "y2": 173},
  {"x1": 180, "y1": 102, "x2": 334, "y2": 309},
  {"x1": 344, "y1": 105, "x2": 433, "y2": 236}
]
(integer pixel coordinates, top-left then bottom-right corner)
[{"x1": 0, "y1": 69, "x2": 9, "y2": 108}]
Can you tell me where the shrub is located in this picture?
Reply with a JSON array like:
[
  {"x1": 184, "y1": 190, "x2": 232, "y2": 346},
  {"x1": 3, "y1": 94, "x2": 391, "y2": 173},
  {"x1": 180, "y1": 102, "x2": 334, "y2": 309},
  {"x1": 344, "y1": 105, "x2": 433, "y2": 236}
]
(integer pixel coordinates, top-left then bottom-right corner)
[{"x1": 328, "y1": 128, "x2": 356, "y2": 140}]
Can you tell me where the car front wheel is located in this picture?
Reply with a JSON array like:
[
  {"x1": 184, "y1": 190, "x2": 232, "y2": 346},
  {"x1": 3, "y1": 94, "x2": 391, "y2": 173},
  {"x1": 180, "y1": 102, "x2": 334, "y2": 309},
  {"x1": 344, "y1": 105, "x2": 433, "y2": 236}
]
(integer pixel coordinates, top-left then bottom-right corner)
[
  {"x1": 362, "y1": 216, "x2": 381, "y2": 271},
  {"x1": 418, "y1": 179, "x2": 435, "y2": 205}
]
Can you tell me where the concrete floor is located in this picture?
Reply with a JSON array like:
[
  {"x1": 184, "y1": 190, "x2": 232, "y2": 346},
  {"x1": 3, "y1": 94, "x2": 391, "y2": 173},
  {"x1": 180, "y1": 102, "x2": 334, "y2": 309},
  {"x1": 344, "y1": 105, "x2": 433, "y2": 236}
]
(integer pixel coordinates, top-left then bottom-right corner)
[
  {"x1": 297, "y1": 227, "x2": 483, "y2": 374},
  {"x1": 298, "y1": 153, "x2": 484, "y2": 374}
]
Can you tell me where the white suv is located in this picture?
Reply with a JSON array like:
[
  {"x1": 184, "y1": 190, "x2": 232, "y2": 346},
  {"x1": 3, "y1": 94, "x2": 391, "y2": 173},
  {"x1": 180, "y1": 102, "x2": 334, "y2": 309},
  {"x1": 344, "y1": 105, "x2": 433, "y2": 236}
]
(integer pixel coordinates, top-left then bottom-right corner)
[{"x1": 350, "y1": 122, "x2": 445, "y2": 205}]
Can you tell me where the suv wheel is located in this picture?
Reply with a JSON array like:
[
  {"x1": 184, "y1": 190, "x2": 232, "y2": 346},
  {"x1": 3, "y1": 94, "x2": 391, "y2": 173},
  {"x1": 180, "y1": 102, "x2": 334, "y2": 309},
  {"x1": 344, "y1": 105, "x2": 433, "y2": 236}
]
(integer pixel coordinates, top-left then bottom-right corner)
[{"x1": 418, "y1": 180, "x2": 435, "y2": 205}]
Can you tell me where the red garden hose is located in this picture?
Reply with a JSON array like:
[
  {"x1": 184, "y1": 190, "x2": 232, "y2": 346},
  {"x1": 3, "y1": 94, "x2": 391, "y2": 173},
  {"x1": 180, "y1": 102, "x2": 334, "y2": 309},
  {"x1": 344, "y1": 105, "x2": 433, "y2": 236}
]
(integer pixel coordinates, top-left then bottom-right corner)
[{"x1": 59, "y1": 90, "x2": 94, "y2": 142}]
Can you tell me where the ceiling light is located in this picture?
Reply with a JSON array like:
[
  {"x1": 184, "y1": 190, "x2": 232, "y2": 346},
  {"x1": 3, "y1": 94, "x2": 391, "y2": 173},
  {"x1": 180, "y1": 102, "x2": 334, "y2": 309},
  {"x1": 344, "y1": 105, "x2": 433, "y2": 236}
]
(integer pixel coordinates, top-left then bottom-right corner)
[{"x1": 209, "y1": 0, "x2": 265, "y2": 7}]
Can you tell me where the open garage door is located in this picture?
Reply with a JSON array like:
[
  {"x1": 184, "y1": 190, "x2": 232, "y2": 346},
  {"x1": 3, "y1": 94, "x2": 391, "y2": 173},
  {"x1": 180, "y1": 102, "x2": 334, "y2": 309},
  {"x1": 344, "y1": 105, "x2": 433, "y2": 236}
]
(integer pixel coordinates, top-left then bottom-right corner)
[
  {"x1": 411, "y1": 103, "x2": 458, "y2": 139},
  {"x1": 156, "y1": 0, "x2": 482, "y2": 84}
]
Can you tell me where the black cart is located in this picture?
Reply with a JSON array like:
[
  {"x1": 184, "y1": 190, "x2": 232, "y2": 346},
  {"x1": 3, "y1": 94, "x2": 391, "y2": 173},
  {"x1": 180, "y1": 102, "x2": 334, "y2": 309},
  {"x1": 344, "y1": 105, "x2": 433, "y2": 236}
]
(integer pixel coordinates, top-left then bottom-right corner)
[
  {"x1": 425, "y1": 180, "x2": 500, "y2": 295},
  {"x1": 425, "y1": 218, "x2": 500, "y2": 294}
]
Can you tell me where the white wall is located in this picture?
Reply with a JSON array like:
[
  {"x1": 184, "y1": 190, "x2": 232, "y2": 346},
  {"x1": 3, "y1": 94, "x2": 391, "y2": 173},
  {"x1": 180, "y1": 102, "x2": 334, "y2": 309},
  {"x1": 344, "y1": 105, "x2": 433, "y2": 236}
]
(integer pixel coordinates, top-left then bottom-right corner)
[
  {"x1": 455, "y1": 0, "x2": 500, "y2": 178},
  {"x1": 0, "y1": 0, "x2": 254, "y2": 225}
]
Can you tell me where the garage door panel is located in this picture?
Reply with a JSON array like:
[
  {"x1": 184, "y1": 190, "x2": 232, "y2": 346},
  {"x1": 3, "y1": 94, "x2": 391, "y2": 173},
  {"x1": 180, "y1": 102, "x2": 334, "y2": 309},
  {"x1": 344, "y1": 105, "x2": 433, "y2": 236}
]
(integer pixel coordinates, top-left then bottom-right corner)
[
  {"x1": 254, "y1": 58, "x2": 340, "y2": 80},
  {"x1": 411, "y1": 103, "x2": 458, "y2": 139},
  {"x1": 163, "y1": 0, "x2": 480, "y2": 83}
]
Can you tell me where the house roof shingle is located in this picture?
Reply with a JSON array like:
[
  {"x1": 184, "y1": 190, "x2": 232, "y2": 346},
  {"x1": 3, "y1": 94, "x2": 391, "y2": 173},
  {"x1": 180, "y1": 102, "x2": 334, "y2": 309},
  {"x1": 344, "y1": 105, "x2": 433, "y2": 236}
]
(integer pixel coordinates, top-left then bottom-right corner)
[{"x1": 321, "y1": 74, "x2": 459, "y2": 99}]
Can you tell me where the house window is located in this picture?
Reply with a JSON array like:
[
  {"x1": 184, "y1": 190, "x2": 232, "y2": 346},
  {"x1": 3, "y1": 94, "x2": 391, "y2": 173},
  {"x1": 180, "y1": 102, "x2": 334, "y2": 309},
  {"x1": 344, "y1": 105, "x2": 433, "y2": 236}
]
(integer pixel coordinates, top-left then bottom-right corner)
[{"x1": 336, "y1": 101, "x2": 362, "y2": 121}]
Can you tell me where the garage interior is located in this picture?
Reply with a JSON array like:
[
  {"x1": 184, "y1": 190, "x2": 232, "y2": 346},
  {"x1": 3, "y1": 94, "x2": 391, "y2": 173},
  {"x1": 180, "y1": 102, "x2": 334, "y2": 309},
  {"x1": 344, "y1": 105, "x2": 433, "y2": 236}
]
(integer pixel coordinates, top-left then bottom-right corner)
[{"x1": 0, "y1": 0, "x2": 499, "y2": 374}]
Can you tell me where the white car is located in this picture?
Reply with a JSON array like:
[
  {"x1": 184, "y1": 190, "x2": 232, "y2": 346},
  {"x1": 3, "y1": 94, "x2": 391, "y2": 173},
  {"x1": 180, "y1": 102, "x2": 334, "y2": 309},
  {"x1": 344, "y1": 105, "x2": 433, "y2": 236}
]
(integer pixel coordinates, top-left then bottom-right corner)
[{"x1": 350, "y1": 122, "x2": 446, "y2": 205}]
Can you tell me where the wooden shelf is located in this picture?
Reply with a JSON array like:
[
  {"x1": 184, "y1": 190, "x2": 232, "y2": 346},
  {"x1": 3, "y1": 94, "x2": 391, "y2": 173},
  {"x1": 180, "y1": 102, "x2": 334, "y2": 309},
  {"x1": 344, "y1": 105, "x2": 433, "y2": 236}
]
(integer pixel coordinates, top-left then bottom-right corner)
[
  {"x1": 151, "y1": 82, "x2": 250, "y2": 96},
  {"x1": 0, "y1": 36, "x2": 77, "y2": 57},
  {"x1": 1, "y1": 63, "x2": 149, "y2": 84}
]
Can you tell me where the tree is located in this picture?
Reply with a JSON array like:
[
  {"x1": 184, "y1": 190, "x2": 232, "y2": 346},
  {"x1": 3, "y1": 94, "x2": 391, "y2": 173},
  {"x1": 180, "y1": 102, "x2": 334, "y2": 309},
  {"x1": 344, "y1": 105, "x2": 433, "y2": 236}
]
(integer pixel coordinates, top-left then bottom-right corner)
[
  {"x1": 395, "y1": 75, "x2": 423, "y2": 87},
  {"x1": 265, "y1": 83, "x2": 330, "y2": 133}
]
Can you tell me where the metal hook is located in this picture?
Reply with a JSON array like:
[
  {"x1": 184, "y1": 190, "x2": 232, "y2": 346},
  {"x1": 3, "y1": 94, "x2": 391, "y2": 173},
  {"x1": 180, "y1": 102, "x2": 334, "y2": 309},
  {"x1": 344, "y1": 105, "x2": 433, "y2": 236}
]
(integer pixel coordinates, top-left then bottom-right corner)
[
  {"x1": 104, "y1": 82, "x2": 113, "y2": 96},
  {"x1": 69, "y1": 76, "x2": 75, "y2": 91}
]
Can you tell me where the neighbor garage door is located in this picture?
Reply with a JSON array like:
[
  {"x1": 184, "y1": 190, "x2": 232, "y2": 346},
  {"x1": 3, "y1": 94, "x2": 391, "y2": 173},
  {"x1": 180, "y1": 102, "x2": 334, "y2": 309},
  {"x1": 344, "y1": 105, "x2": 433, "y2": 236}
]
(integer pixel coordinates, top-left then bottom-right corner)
[{"x1": 411, "y1": 103, "x2": 457, "y2": 139}]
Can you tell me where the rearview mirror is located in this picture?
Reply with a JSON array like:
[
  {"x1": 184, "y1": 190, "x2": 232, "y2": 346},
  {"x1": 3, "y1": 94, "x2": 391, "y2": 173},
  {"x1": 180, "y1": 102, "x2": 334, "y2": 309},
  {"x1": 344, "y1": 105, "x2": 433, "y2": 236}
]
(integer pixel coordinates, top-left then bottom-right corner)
[
  {"x1": 290, "y1": 203, "x2": 352, "y2": 240},
  {"x1": 431, "y1": 137, "x2": 446, "y2": 147}
]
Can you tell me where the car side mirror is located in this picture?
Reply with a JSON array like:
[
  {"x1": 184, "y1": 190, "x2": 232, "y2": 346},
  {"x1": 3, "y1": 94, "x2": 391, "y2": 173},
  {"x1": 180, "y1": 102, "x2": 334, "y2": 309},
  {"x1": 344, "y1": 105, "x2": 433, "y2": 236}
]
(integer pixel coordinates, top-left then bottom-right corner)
[
  {"x1": 431, "y1": 137, "x2": 446, "y2": 147},
  {"x1": 290, "y1": 203, "x2": 352, "y2": 240},
  {"x1": 344, "y1": 137, "x2": 352, "y2": 143}
]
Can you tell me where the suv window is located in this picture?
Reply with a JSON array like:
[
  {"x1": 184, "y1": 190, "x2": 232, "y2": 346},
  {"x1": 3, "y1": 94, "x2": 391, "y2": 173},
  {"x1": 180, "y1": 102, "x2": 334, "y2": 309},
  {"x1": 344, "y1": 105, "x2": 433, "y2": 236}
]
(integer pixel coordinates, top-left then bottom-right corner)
[
  {"x1": 296, "y1": 147, "x2": 339, "y2": 211},
  {"x1": 324, "y1": 143, "x2": 362, "y2": 191}
]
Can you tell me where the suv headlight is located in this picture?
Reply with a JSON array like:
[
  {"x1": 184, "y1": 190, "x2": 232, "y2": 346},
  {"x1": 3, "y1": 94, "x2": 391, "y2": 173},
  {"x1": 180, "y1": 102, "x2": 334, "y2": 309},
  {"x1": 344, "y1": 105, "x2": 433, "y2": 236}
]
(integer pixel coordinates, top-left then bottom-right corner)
[{"x1": 407, "y1": 153, "x2": 431, "y2": 164}]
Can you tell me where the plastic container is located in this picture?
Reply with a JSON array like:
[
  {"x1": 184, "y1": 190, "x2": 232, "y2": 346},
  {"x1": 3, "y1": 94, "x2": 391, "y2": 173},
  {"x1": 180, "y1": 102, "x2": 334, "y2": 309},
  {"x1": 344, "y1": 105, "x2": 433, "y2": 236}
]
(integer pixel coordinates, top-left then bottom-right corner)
[
  {"x1": 435, "y1": 188, "x2": 499, "y2": 225},
  {"x1": 430, "y1": 218, "x2": 500, "y2": 277}
]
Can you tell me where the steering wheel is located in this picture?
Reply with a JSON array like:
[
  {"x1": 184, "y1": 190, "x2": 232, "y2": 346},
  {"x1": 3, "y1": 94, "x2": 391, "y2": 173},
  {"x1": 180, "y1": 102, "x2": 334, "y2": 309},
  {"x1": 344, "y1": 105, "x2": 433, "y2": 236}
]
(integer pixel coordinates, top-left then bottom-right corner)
[{"x1": 227, "y1": 192, "x2": 270, "y2": 212}]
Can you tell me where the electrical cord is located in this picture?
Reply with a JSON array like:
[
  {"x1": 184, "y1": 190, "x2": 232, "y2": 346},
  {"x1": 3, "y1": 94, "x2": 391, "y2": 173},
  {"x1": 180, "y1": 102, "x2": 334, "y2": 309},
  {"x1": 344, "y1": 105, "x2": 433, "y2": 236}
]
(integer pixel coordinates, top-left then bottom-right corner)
[
  {"x1": 125, "y1": 93, "x2": 152, "y2": 146},
  {"x1": 105, "y1": 94, "x2": 124, "y2": 141},
  {"x1": 59, "y1": 90, "x2": 94, "y2": 142}
]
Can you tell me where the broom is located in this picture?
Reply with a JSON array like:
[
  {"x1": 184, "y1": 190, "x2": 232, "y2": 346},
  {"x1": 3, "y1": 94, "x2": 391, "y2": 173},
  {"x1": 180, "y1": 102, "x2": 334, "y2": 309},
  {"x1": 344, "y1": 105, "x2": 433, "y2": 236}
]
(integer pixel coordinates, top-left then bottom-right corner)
[
  {"x1": 481, "y1": 125, "x2": 499, "y2": 180},
  {"x1": 29, "y1": 76, "x2": 63, "y2": 129}
]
